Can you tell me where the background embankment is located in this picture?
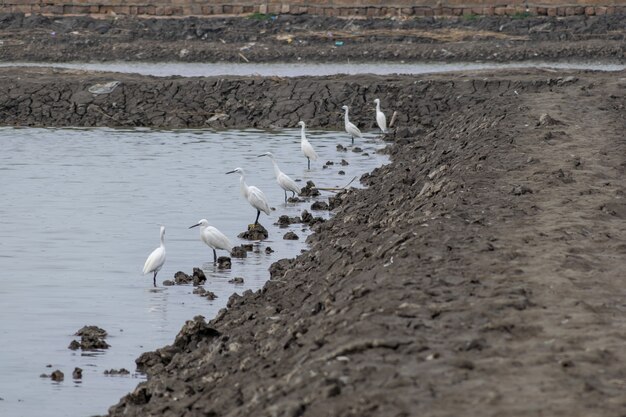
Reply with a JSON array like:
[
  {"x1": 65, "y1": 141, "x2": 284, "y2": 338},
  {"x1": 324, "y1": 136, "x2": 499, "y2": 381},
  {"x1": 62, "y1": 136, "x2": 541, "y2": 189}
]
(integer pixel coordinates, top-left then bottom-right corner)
[
  {"x1": 0, "y1": 13, "x2": 624, "y2": 62},
  {"x1": 103, "y1": 69, "x2": 626, "y2": 416}
]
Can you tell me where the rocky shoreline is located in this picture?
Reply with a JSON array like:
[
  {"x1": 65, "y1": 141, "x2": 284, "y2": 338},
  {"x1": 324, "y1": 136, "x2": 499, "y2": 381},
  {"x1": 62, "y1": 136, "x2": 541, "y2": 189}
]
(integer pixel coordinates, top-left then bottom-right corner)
[{"x1": 94, "y1": 68, "x2": 626, "y2": 416}]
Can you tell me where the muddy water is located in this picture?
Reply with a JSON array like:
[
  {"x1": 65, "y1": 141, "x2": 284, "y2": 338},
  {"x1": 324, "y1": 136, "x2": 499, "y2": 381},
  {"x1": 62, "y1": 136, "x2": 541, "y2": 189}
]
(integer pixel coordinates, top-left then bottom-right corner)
[
  {"x1": 0, "y1": 127, "x2": 388, "y2": 417},
  {"x1": 0, "y1": 61, "x2": 624, "y2": 77}
]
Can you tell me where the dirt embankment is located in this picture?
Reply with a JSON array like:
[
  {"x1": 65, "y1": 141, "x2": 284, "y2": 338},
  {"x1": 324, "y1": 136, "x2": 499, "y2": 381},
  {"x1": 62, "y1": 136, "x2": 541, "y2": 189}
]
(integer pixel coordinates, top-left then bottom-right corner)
[
  {"x1": 0, "y1": 13, "x2": 624, "y2": 63},
  {"x1": 0, "y1": 66, "x2": 608, "y2": 131},
  {"x1": 100, "y1": 69, "x2": 626, "y2": 416}
]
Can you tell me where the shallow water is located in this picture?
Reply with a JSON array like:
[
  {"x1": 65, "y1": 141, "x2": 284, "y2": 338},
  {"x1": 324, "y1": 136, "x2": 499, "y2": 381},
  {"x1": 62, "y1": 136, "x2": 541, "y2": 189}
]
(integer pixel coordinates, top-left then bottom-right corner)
[
  {"x1": 1, "y1": 61, "x2": 624, "y2": 77},
  {"x1": 0, "y1": 127, "x2": 388, "y2": 417}
]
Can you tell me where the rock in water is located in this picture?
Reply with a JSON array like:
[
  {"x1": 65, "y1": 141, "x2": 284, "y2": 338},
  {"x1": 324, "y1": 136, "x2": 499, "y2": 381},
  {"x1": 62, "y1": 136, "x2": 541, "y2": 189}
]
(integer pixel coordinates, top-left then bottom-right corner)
[
  {"x1": 238, "y1": 223, "x2": 269, "y2": 240},
  {"x1": 283, "y1": 232, "x2": 299, "y2": 240},
  {"x1": 230, "y1": 246, "x2": 248, "y2": 258},
  {"x1": 217, "y1": 256, "x2": 232, "y2": 269},
  {"x1": 72, "y1": 367, "x2": 83, "y2": 379},
  {"x1": 300, "y1": 181, "x2": 320, "y2": 197},
  {"x1": 51, "y1": 370, "x2": 64, "y2": 382}
]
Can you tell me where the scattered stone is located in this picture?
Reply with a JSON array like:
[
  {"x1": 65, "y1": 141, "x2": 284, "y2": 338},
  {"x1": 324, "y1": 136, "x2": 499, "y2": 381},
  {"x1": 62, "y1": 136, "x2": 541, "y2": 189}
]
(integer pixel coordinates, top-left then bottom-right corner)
[
  {"x1": 322, "y1": 165, "x2": 328, "y2": 170},
  {"x1": 328, "y1": 192, "x2": 345, "y2": 210},
  {"x1": 71, "y1": 326, "x2": 110, "y2": 351},
  {"x1": 241, "y1": 244, "x2": 253, "y2": 251},
  {"x1": 265, "y1": 246, "x2": 274, "y2": 254},
  {"x1": 104, "y1": 368, "x2": 130, "y2": 376},
  {"x1": 340, "y1": 159, "x2": 349, "y2": 166},
  {"x1": 193, "y1": 287, "x2": 206, "y2": 295},
  {"x1": 336, "y1": 144, "x2": 347, "y2": 152},
  {"x1": 511, "y1": 185, "x2": 533, "y2": 196},
  {"x1": 300, "y1": 181, "x2": 320, "y2": 197},
  {"x1": 204, "y1": 291, "x2": 218, "y2": 300},
  {"x1": 46, "y1": 364, "x2": 52, "y2": 368},
  {"x1": 287, "y1": 196, "x2": 304, "y2": 203},
  {"x1": 352, "y1": 147, "x2": 363, "y2": 153},
  {"x1": 192, "y1": 268, "x2": 207, "y2": 286},
  {"x1": 301, "y1": 210, "x2": 325, "y2": 226},
  {"x1": 174, "y1": 271, "x2": 192, "y2": 284},
  {"x1": 72, "y1": 367, "x2": 83, "y2": 379},
  {"x1": 311, "y1": 201, "x2": 329, "y2": 211},
  {"x1": 217, "y1": 256, "x2": 232, "y2": 269},
  {"x1": 277, "y1": 215, "x2": 302, "y2": 227},
  {"x1": 51, "y1": 370, "x2": 64, "y2": 382},
  {"x1": 228, "y1": 277, "x2": 245, "y2": 284},
  {"x1": 238, "y1": 223, "x2": 269, "y2": 240},
  {"x1": 230, "y1": 245, "x2": 248, "y2": 258},
  {"x1": 325, "y1": 161, "x2": 334, "y2": 166},
  {"x1": 538, "y1": 113, "x2": 565, "y2": 126},
  {"x1": 162, "y1": 280, "x2": 175, "y2": 286},
  {"x1": 338, "y1": 170, "x2": 346, "y2": 175},
  {"x1": 283, "y1": 231, "x2": 299, "y2": 240}
]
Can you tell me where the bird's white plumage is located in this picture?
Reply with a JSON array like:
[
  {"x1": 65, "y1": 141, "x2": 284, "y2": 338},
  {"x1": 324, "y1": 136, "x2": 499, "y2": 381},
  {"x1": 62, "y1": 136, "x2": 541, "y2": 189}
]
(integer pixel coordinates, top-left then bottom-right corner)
[
  {"x1": 228, "y1": 167, "x2": 271, "y2": 216},
  {"x1": 259, "y1": 152, "x2": 301, "y2": 197},
  {"x1": 342, "y1": 105, "x2": 362, "y2": 142},
  {"x1": 196, "y1": 219, "x2": 233, "y2": 251},
  {"x1": 374, "y1": 98, "x2": 388, "y2": 134},
  {"x1": 143, "y1": 225, "x2": 166, "y2": 275},
  {"x1": 298, "y1": 121, "x2": 318, "y2": 162}
]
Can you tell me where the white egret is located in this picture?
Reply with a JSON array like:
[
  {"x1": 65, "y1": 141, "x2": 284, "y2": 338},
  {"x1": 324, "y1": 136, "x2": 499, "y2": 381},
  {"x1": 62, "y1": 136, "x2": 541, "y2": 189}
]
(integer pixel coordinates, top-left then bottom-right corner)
[
  {"x1": 189, "y1": 219, "x2": 233, "y2": 263},
  {"x1": 226, "y1": 167, "x2": 271, "y2": 226},
  {"x1": 298, "y1": 121, "x2": 318, "y2": 170},
  {"x1": 342, "y1": 105, "x2": 363, "y2": 144},
  {"x1": 374, "y1": 98, "x2": 388, "y2": 134},
  {"x1": 257, "y1": 152, "x2": 301, "y2": 201},
  {"x1": 142, "y1": 225, "x2": 166, "y2": 287}
]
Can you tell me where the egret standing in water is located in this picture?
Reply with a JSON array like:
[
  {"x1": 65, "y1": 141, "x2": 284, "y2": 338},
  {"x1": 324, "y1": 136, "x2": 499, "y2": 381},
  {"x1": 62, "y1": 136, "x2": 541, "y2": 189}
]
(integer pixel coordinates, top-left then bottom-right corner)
[
  {"x1": 257, "y1": 152, "x2": 301, "y2": 202},
  {"x1": 142, "y1": 225, "x2": 166, "y2": 287},
  {"x1": 298, "y1": 121, "x2": 318, "y2": 170},
  {"x1": 189, "y1": 219, "x2": 233, "y2": 263},
  {"x1": 342, "y1": 105, "x2": 363, "y2": 144},
  {"x1": 374, "y1": 98, "x2": 388, "y2": 134},
  {"x1": 226, "y1": 167, "x2": 271, "y2": 226}
]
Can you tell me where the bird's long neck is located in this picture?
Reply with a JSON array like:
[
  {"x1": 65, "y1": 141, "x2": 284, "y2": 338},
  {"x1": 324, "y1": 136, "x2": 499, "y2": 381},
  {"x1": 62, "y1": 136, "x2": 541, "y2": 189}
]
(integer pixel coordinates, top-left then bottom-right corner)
[
  {"x1": 270, "y1": 158, "x2": 281, "y2": 178},
  {"x1": 344, "y1": 108, "x2": 350, "y2": 125},
  {"x1": 300, "y1": 124, "x2": 306, "y2": 142},
  {"x1": 239, "y1": 175, "x2": 249, "y2": 198},
  {"x1": 376, "y1": 101, "x2": 381, "y2": 112},
  {"x1": 159, "y1": 229, "x2": 165, "y2": 247}
]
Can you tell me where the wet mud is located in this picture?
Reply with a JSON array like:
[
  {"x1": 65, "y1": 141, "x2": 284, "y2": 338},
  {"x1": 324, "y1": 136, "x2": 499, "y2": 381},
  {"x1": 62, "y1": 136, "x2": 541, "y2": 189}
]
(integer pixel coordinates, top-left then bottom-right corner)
[{"x1": 98, "y1": 68, "x2": 626, "y2": 416}]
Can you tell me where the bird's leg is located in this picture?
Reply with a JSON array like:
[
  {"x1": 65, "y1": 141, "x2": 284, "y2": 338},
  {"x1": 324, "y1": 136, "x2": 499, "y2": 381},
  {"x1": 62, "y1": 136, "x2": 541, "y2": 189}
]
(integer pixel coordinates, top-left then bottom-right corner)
[
  {"x1": 284, "y1": 190, "x2": 287, "y2": 202},
  {"x1": 291, "y1": 191, "x2": 296, "y2": 198},
  {"x1": 307, "y1": 157, "x2": 310, "y2": 170},
  {"x1": 351, "y1": 136, "x2": 354, "y2": 144},
  {"x1": 254, "y1": 209, "x2": 261, "y2": 226},
  {"x1": 153, "y1": 271, "x2": 157, "y2": 287},
  {"x1": 213, "y1": 249, "x2": 217, "y2": 264}
]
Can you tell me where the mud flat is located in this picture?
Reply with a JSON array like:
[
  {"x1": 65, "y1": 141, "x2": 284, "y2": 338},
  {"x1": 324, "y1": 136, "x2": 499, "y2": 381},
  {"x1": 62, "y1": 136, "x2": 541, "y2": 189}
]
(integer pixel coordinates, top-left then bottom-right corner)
[{"x1": 89, "y1": 68, "x2": 626, "y2": 416}]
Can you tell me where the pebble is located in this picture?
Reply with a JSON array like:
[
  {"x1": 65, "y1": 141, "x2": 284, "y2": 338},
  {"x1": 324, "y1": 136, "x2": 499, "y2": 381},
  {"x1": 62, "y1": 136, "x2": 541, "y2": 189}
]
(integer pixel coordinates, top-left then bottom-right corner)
[
  {"x1": 72, "y1": 367, "x2": 83, "y2": 379},
  {"x1": 283, "y1": 231, "x2": 299, "y2": 240},
  {"x1": 230, "y1": 246, "x2": 248, "y2": 258},
  {"x1": 265, "y1": 246, "x2": 274, "y2": 254},
  {"x1": 217, "y1": 256, "x2": 232, "y2": 269},
  {"x1": 228, "y1": 277, "x2": 245, "y2": 284}
]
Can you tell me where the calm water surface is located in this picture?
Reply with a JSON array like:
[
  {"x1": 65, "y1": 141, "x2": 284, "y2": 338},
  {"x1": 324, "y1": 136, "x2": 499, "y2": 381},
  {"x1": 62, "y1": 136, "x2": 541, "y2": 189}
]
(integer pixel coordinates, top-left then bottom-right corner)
[
  {"x1": 2, "y1": 61, "x2": 624, "y2": 77},
  {"x1": 0, "y1": 127, "x2": 388, "y2": 417}
]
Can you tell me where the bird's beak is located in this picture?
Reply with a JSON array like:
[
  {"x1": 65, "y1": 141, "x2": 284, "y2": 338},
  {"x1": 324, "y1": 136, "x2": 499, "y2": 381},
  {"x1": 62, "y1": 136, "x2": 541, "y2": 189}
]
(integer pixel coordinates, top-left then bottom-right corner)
[
  {"x1": 189, "y1": 223, "x2": 200, "y2": 229},
  {"x1": 225, "y1": 170, "x2": 236, "y2": 174}
]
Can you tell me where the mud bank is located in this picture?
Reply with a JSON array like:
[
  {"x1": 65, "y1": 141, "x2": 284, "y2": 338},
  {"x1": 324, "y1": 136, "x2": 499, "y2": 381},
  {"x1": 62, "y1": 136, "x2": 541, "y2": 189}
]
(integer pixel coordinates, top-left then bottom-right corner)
[
  {"x1": 101, "y1": 69, "x2": 626, "y2": 416},
  {"x1": 0, "y1": 13, "x2": 624, "y2": 63},
  {"x1": 0, "y1": 66, "x2": 609, "y2": 130}
]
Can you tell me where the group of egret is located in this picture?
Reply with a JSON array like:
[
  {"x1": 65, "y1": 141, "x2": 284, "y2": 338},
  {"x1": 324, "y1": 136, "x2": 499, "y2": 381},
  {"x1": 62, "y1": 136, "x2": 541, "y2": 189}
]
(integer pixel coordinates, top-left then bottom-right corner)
[{"x1": 142, "y1": 99, "x2": 389, "y2": 287}]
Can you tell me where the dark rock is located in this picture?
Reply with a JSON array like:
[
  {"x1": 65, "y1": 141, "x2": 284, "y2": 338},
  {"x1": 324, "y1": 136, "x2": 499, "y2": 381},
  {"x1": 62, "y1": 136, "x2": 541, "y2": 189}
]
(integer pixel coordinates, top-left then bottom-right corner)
[
  {"x1": 538, "y1": 113, "x2": 565, "y2": 126},
  {"x1": 230, "y1": 246, "x2": 248, "y2": 258},
  {"x1": 300, "y1": 181, "x2": 320, "y2": 197},
  {"x1": 287, "y1": 196, "x2": 304, "y2": 203},
  {"x1": 104, "y1": 368, "x2": 130, "y2": 376},
  {"x1": 79, "y1": 334, "x2": 110, "y2": 350},
  {"x1": 340, "y1": 159, "x2": 349, "y2": 166},
  {"x1": 162, "y1": 280, "x2": 175, "y2": 286},
  {"x1": 269, "y1": 258, "x2": 294, "y2": 279},
  {"x1": 328, "y1": 192, "x2": 345, "y2": 210},
  {"x1": 193, "y1": 286, "x2": 206, "y2": 295},
  {"x1": 352, "y1": 147, "x2": 363, "y2": 153},
  {"x1": 277, "y1": 215, "x2": 302, "y2": 227},
  {"x1": 75, "y1": 325, "x2": 107, "y2": 338},
  {"x1": 51, "y1": 370, "x2": 64, "y2": 382},
  {"x1": 204, "y1": 291, "x2": 218, "y2": 300},
  {"x1": 336, "y1": 144, "x2": 347, "y2": 152},
  {"x1": 68, "y1": 340, "x2": 80, "y2": 350},
  {"x1": 301, "y1": 210, "x2": 325, "y2": 226},
  {"x1": 338, "y1": 170, "x2": 346, "y2": 175},
  {"x1": 238, "y1": 223, "x2": 269, "y2": 240},
  {"x1": 217, "y1": 256, "x2": 232, "y2": 269},
  {"x1": 192, "y1": 268, "x2": 207, "y2": 286},
  {"x1": 325, "y1": 161, "x2": 334, "y2": 166},
  {"x1": 311, "y1": 201, "x2": 329, "y2": 211},
  {"x1": 228, "y1": 277, "x2": 245, "y2": 284},
  {"x1": 283, "y1": 231, "x2": 299, "y2": 240},
  {"x1": 72, "y1": 325, "x2": 109, "y2": 351},
  {"x1": 72, "y1": 367, "x2": 83, "y2": 379},
  {"x1": 241, "y1": 244, "x2": 253, "y2": 251},
  {"x1": 511, "y1": 185, "x2": 533, "y2": 195},
  {"x1": 174, "y1": 271, "x2": 193, "y2": 284},
  {"x1": 265, "y1": 246, "x2": 274, "y2": 254}
]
